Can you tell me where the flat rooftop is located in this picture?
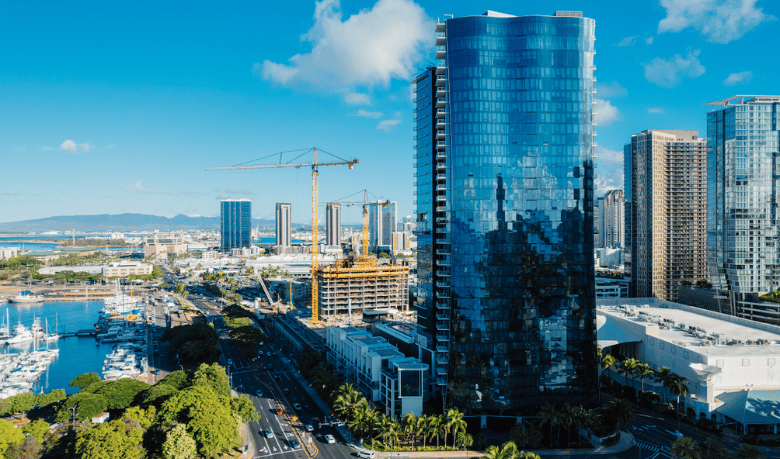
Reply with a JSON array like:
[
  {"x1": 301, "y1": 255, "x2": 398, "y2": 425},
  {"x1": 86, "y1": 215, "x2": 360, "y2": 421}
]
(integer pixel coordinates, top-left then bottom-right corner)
[{"x1": 598, "y1": 298, "x2": 780, "y2": 356}]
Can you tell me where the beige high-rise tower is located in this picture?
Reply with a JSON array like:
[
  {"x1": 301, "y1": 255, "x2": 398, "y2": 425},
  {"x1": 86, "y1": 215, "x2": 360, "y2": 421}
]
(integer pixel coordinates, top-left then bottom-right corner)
[{"x1": 626, "y1": 130, "x2": 707, "y2": 300}]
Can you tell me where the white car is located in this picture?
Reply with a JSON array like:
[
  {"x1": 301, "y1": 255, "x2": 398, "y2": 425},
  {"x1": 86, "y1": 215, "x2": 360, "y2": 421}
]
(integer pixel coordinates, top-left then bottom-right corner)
[
  {"x1": 357, "y1": 452, "x2": 376, "y2": 459},
  {"x1": 324, "y1": 434, "x2": 336, "y2": 444},
  {"x1": 305, "y1": 424, "x2": 314, "y2": 432},
  {"x1": 665, "y1": 429, "x2": 684, "y2": 438}
]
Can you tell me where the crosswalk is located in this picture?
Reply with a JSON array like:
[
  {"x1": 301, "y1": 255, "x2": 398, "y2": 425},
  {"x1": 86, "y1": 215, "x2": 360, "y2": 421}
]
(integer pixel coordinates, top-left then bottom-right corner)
[{"x1": 635, "y1": 439, "x2": 671, "y2": 458}]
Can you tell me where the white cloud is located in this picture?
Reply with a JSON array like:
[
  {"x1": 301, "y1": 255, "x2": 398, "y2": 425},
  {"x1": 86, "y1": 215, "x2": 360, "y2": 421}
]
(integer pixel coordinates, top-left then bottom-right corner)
[
  {"x1": 259, "y1": 0, "x2": 434, "y2": 96},
  {"x1": 658, "y1": 0, "x2": 774, "y2": 44},
  {"x1": 77, "y1": 142, "x2": 93, "y2": 152},
  {"x1": 125, "y1": 181, "x2": 150, "y2": 193},
  {"x1": 724, "y1": 70, "x2": 753, "y2": 85},
  {"x1": 342, "y1": 91, "x2": 371, "y2": 105},
  {"x1": 616, "y1": 35, "x2": 638, "y2": 46},
  {"x1": 216, "y1": 192, "x2": 230, "y2": 200},
  {"x1": 14, "y1": 146, "x2": 26, "y2": 152},
  {"x1": 642, "y1": 48, "x2": 705, "y2": 88},
  {"x1": 39, "y1": 146, "x2": 53, "y2": 151},
  {"x1": 648, "y1": 108, "x2": 665, "y2": 114},
  {"x1": 355, "y1": 109, "x2": 383, "y2": 119},
  {"x1": 645, "y1": 36, "x2": 655, "y2": 44},
  {"x1": 596, "y1": 81, "x2": 628, "y2": 98},
  {"x1": 377, "y1": 119, "x2": 401, "y2": 131},
  {"x1": 60, "y1": 140, "x2": 77, "y2": 152},
  {"x1": 107, "y1": 145, "x2": 116, "y2": 148},
  {"x1": 593, "y1": 99, "x2": 621, "y2": 126},
  {"x1": 595, "y1": 146, "x2": 623, "y2": 166}
]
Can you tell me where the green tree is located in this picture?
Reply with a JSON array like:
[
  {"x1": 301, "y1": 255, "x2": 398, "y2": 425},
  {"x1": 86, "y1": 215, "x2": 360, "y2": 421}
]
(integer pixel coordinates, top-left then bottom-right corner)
[
  {"x1": 375, "y1": 414, "x2": 395, "y2": 447},
  {"x1": 162, "y1": 424, "x2": 197, "y2": 459},
  {"x1": 10, "y1": 392, "x2": 36, "y2": 414},
  {"x1": 349, "y1": 399, "x2": 378, "y2": 441},
  {"x1": 605, "y1": 398, "x2": 634, "y2": 433},
  {"x1": 56, "y1": 392, "x2": 109, "y2": 422},
  {"x1": 35, "y1": 388, "x2": 66, "y2": 408},
  {"x1": 74, "y1": 420, "x2": 146, "y2": 459},
  {"x1": 457, "y1": 431, "x2": 473, "y2": 451},
  {"x1": 158, "y1": 385, "x2": 237, "y2": 456},
  {"x1": 157, "y1": 370, "x2": 189, "y2": 390},
  {"x1": 121, "y1": 405, "x2": 157, "y2": 429},
  {"x1": 426, "y1": 414, "x2": 443, "y2": 448},
  {"x1": 536, "y1": 403, "x2": 560, "y2": 446},
  {"x1": 670, "y1": 436, "x2": 701, "y2": 459},
  {"x1": 21, "y1": 419, "x2": 49, "y2": 442},
  {"x1": 4, "y1": 435, "x2": 43, "y2": 459},
  {"x1": 668, "y1": 375, "x2": 689, "y2": 432},
  {"x1": 95, "y1": 378, "x2": 150, "y2": 410},
  {"x1": 0, "y1": 419, "x2": 26, "y2": 456},
  {"x1": 231, "y1": 394, "x2": 260, "y2": 422},
  {"x1": 735, "y1": 443, "x2": 766, "y2": 459},
  {"x1": 141, "y1": 383, "x2": 179, "y2": 407},
  {"x1": 702, "y1": 437, "x2": 729, "y2": 459},
  {"x1": 191, "y1": 362, "x2": 231, "y2": 400},
  {"x1": 69, "y1": 373, "x2": 101, "y2": 390},
  {"x1": 332, "y1": 383, "x2": 363, "y2": 424},
  {"x1": 446, "y1": 407, "x2": 467, "y2": 449},
  {"x1": 654, "y1": 366, "x2": 674, "y2": 403},
  {"x1": 637, "y1": 363, "x2": 654, "y2": 391},
  {"x1": 617, "y1": 358, "x2": 640, "y2": 388}
]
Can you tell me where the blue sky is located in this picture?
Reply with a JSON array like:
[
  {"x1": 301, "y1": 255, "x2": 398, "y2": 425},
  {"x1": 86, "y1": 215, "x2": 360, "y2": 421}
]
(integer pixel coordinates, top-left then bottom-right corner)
[{"x1": 2, "y1": 0, "x2": 778, "y2": 225}]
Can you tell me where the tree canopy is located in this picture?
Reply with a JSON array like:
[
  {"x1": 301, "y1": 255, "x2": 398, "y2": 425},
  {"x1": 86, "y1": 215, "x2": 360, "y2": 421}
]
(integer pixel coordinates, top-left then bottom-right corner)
[
  {"x1": 74, "y1": 420, "x2": 145, "y2": 459},
  {"x1": 95, "y1": 378, "x2": 150, "y2": 411},
  {"x1": 0, "y1": 419, "x2": 25, "y2": 457}
]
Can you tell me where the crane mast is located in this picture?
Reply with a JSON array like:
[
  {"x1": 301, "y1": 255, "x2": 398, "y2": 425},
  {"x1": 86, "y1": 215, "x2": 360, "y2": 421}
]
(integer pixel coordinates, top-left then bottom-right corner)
[{"x1": 206, "y1": 147, "x2": 358, "y2": 323}]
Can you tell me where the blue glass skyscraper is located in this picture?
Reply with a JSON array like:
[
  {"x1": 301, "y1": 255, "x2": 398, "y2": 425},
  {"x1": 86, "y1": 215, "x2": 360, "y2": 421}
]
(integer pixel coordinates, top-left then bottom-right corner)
[
  {"x1": 221, "y1": 199, "x2": 252, "y2": 253},
  {"x1": 413, "y1": 10, "x2": 597, "y2": 413},
  {"x1": 707, "y1": 96, "x2": 780, "y2": 303}
]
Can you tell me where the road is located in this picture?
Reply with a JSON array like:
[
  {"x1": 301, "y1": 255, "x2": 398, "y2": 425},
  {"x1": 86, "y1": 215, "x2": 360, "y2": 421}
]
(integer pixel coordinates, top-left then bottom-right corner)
[{"x1": 186, "y1": 286, "x2": 361, "y2": 459}]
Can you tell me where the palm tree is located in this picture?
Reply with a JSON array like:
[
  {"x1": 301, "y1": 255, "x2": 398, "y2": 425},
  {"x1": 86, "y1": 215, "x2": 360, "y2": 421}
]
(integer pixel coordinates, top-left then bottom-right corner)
[
  {"x1": 618, "y1": 358, "x2": 640, "y2": 389},
  {"x1": 375, "y1": 414, "x2": 394, "y2": 447},
  {"x1": 481, "y1": 441, "x2": 518, "y2": 459},
  {"x1": 654, "y1": 366, "x2": 674, "y2": 403},
  {"x1": 536, "y1": 403, "x2": 559, "y2": 446},
  {"x1": 637, "y1": 363, "x2": 654, "y2": 392},
  {"x1": 607, "y1": 398, "x2": 634, "y2": 433},
  {"x1": 558, "y1": 404, "x2": 574, "y2": 447},
  {"x1": 667, "y1": 375, "x2": 689, "y2": 432},
  {"x1": 735, "y1": 443, "x2": 766, "y2": 459},
  {"x1": 332, "y1": 383, "x2": 362, "y2": 423},
  {"x1": 417, "y1": 414, "x2": 430, "y2": 449},
  {"x1": 457, "y1": 431, "x2": 473, "y2": 452},
  {"x1": 446, "y1": 408, "x2": 467, "y2": 449},
  {"x1": 702, "y1": 437, "x2": 729, "y2": 459},
  {"x1": 601, "y1": 354, "x2": 617, "y2": 370},
  {"x1": 670, "y1": 436, "x2": 701, "y2": 459},
  {"x1": 402, "y1": 413, "x2": 417, "y2": 449},
  {"x1": 348, "y1": 399, "x2": 375, "y2": 440},
  {"x1": 569, "y1": 405, "x2": 588, "y2": 446},
  {"x1": 427, "y1": 414, "x2": 443, "y2": 449}
]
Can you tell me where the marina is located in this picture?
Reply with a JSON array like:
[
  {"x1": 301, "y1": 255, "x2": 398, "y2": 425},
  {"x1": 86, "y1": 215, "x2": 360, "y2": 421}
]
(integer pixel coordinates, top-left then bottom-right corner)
[{"x1": 0, "y1": 295, "x2": 151, "y2": 396}]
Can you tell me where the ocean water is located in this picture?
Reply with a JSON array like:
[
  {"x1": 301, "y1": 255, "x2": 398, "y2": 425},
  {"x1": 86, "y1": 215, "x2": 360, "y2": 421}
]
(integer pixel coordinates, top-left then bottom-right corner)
[{"x1": 2, "y1": 301, "x2": 122, "y2": 395}]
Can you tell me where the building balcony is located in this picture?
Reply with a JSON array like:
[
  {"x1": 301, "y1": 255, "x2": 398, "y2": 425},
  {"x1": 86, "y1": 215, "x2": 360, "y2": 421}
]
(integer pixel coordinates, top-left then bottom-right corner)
[
  {"x1": 436, "y1": 333, "x2": 449, "y2": 342},
  {"x1": 436, "y1": 121, "x2": 446, "y2": 130},
  {"x1": 436, "y1": 354, "x2": 449, "y2": 365},
  {"x1": 435, "y1": 36, "x2": 445, "y2": 47},
  {"x1": 436, "y1": 98, "x2": 447, "y2": 108},
  {"x1": 436, "y1": 313, "x2": 449, "y2": 321},
  {"x1": 437, "y1": 142, "x2": 448, "y2": 151},
  {"x1": 436, "y1": 322, "x2": 450, "y2": 331},
  {"x1": 435, "y1": 227, "x2": 450, "y2": 235},
  {"x1": 436, "y1": 376, "x2": 447, "y2": 386},
  {"x1": 436, "y1": 49, "x2": 446, "y2": 60},
  {"x1": 435, "y1": 78, "x2": 446, "y2": 88},
  {"x1": 436, "y1": 344, "x2": 448, "y2": 353},
  {"x1": 436, "y1": 109, "x2": 446, "y2": 118},
  {"x1": 436, "y1": 366, "x2": 448, "y2": 376},
  {"x1": 436, "y1": 270, "x2": 450, "y2": 277},
  {"x1": 436, "y1": 302, "x2": 450, "y2": 310},
  {"x1": 436, "y1": 88, "x2": 447, "y2": 99},
  {"x1": 436, "y1": 281, "x2": 450, "y2": 288},
  {"x1": 436, "y1": 290, "x2": 450, "y2": 299},
  {"x1": 436, "y1": 66, "x2": 446, "y2": 75},
  {"x1": 435, "y1": 23, "x2": 445, "y2": 33}
]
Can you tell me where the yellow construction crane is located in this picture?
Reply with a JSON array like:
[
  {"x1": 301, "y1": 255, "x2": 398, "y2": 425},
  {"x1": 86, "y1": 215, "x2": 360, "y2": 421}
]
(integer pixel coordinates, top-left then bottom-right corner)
[
  {"x1": 206, "y1": 147, "x2": 358, "y2": 323},
  {"x1": 321, "y1": 189, "x2": 389, "y2": 258}
]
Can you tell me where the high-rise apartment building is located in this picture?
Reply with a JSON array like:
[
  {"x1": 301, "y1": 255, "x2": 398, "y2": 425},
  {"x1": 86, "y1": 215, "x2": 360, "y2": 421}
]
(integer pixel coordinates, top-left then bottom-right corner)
[
  {"x1": 594, "y1": 196, "x2": 603, "y2": 247},
  {"x1": 413, "y1": 10, "x2": 597, "y2": 412},
  {"x1": 707, "y1": 96, "x2": 780, "y2": 300},
  {"x1": 220, "y1": 199, "x2": 251, "y2": 253},
  {"x1": 626, "y1": 130, "x2": 707, "y2": 301},
  {"x1": 276, "y1": 203, "x2": 292, "y2": 248},
  {"x1": 369, "y1": 201, "x2": 396, "y2": 251},
  {"x1": 601, "y1": 190, "x2": 625, "y2": 249},
  {"x1": 325, "y1": 203, "x2": 341, "y2": 247}
]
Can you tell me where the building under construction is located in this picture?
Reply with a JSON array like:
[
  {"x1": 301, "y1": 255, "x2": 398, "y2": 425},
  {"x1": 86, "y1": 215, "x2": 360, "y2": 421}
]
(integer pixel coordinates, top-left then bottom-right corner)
[{"x1": 316, "y1": 258, "x2": 409, "y2": 319}]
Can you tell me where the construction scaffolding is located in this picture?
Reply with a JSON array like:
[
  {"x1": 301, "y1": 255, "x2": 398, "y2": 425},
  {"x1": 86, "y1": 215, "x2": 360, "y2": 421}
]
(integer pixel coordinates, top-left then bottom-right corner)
[{"x1": 316, "y1": 258, "x2": 409, "y2": 319}]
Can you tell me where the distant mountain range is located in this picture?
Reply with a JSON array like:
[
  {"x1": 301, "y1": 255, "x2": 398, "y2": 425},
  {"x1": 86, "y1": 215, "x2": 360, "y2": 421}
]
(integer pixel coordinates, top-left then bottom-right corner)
[{"x1": 0, "y1": 213, "x2": 281, "y2": 233}]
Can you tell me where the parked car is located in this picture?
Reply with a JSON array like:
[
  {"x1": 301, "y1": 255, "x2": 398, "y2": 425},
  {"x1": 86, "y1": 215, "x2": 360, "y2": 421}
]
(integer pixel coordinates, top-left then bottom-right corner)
[
  {"x1": 357, "y1": 452, "x2": 376, "y2": 459},
  {"x1": 324, "y1": 434, "x2": 335, "y2": 444},
  {"x1": 256, "y1": 389, "x2": 263, "y2": 397},
  {"x1": 290, "y1": 439, "x2": 301, "y2": 449},
  {"x1": 305, "y1": 424, "x2": 314, "y2": 432},
  {"x1": 293, "y1": 403, "x2": 302, "y2": 411}
]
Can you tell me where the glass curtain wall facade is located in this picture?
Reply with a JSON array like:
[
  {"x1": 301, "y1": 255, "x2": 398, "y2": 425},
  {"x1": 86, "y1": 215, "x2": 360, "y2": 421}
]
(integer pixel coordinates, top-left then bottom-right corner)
[
  {"x1": 221, "y1": 199, "x2": 251, "y2": 252},
  {"x1": 276, "y1": 203, "x2": 292, "y2": 248},
  {"x1": 707, "y1": 96, "x2": 780, "y2": 298},
  {"x1": 415, "y1": 11, "x2": 598, "y2": 413}
]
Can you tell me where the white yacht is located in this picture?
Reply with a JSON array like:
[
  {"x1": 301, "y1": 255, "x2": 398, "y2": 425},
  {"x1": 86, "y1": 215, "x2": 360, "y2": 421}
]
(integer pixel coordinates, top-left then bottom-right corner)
[{"x1": 5, "y1": 323, "x2": 34, "y2": 344}]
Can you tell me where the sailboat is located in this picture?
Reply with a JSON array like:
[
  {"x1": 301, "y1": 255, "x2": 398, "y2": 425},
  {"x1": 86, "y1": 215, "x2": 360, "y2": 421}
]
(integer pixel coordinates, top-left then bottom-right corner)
[{"x1": 45, "y1": 317, "x2": 59, "y2": 342}]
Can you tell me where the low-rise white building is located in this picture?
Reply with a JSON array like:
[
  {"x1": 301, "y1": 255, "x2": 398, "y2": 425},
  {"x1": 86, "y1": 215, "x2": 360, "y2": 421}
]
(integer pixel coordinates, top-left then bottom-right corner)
[
  {"x1": 103, "y1": 261, "x2": 153, "y2": 277},
  {"x1": 0, "y1": 247, "x2": 20, "y2": 260},
  {"x1": 598, "y1": 298, "x2": 780, "y2": 434},
  {"x1": 326, "y1": 326, "x2": 427, "y2": 420}
]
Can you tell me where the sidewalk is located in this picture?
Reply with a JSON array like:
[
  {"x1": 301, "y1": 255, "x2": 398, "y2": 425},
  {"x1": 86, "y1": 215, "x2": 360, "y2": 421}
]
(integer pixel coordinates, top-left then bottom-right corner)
[{"x1": 534, "y1": 430, "x2": 634, "y2": 457}]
